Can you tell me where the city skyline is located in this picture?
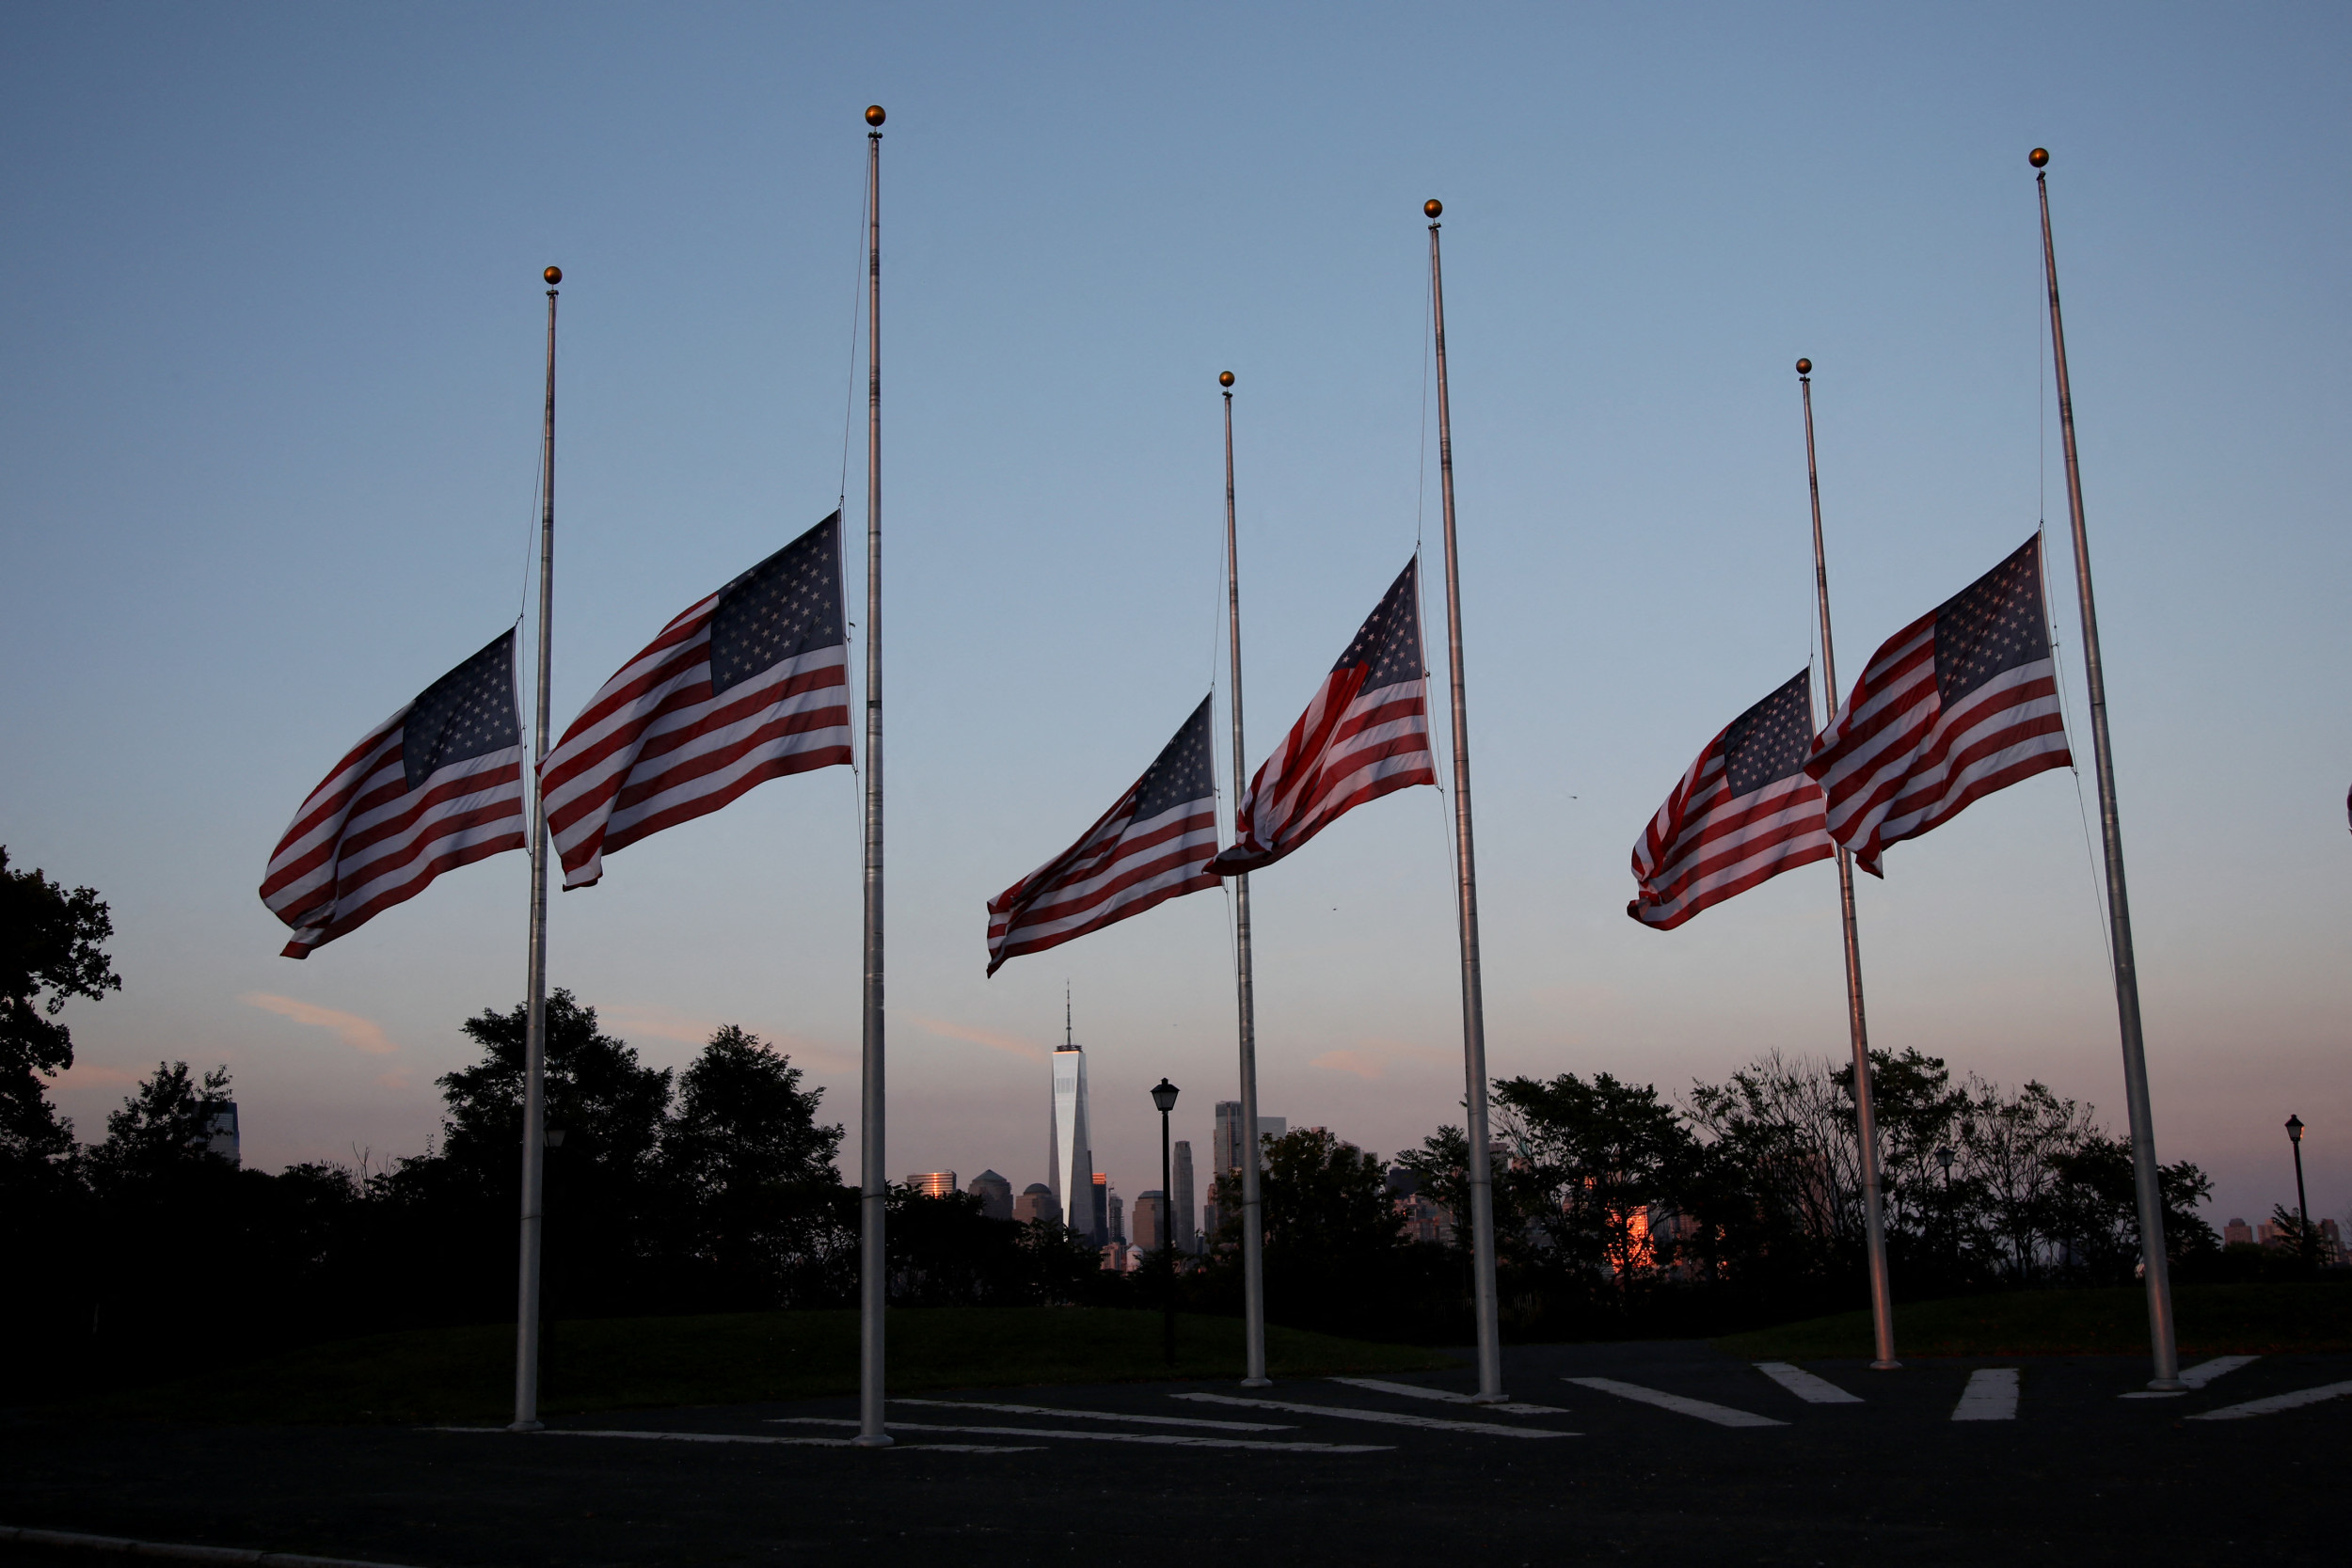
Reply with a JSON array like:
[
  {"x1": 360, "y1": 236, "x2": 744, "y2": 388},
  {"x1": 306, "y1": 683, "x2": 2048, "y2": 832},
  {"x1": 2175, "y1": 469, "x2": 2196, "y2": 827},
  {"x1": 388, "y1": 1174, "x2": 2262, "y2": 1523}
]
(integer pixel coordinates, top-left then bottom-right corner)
[{"x1": 3, "y1": 5, "x2": 2344, "y2": 1237}]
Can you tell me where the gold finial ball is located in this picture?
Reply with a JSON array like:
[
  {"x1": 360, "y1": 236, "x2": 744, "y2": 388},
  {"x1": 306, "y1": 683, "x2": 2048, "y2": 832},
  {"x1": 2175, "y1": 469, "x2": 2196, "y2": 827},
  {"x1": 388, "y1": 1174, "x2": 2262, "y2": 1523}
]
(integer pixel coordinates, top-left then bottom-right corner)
[
  {"x1": 866, "y1": 104, "x2": 886, "y2": 127},
  {"x1": 1423, "y1": 198, "x2": 1442, "y2": 219},
  {"x1": 2029, "y1": 147, "x2": 2048, "y2": 168},
  {"x1": 544, "y1": 265, "x2": 562, "y2": 285},
  {"x1": 1795, "y1": 357, "x2": 1811, "y2": 375},
  {"x1": 1219, "y1": 371, "x2": 1234, "y2": 388}
]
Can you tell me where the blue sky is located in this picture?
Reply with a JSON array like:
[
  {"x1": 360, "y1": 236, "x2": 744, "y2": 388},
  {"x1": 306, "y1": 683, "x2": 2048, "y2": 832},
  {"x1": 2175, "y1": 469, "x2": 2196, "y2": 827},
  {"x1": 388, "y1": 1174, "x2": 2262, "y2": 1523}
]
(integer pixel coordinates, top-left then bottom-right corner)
[{"x1": 4, "y1": 2, "x2": 2345, "y2": 1237}]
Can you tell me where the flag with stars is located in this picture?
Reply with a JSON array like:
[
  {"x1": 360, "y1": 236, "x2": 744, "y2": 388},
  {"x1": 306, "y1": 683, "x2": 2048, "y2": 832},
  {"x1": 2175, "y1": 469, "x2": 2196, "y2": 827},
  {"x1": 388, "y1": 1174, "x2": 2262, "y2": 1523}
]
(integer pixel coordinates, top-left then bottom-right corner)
[
  {"x1": 1212, "y1": 557, "x2": 1437, "y2": 877},
  {"x1": 541, "y1": 512, "x2": 851, "y2": 889},
  {"x1": 986, "y1": 695, "x2": 1222, "y2": 974},
  {"x1": 1628, "y1": 668, "x2": 1857, "y2": 931},
  {"x1": 261, "y1": 629, "x2": 527, "y2": 958},
  {"x1": 1805, "y1": 534, "x2": 2073, "y2": 865}
]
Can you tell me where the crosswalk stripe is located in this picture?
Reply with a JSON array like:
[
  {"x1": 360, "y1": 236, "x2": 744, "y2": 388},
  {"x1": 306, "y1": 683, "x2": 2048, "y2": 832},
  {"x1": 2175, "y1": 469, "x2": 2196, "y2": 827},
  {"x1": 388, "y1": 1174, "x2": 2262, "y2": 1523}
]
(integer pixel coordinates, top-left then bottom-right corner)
[
  {"x1": 1754, "y1": 1362, "x2": 1864, "y2": 1404},
  {"x1": 893, "y1": 1398, "x2": 1290, "y2": 1432},
  {"x1": 1175, "y1": 1391, "x2": 1576, "y2": 1437},
  {"x1": 770, "y1": 1417, "x2": 1387, "y2": 1452},
  {"x1": 1563, "y1": 1377, "x2": 1786, "y2": 1428},
  {"x1": 2181, "y1": 1355, "x2": 2261, "y2": 1389},
  {"x1": 1950, "y1": 1369, "x2": 2019, "y2": 1421},
  {"x1": 2185, "y1": 1379, "x2": 2352, "y2": 1422},
  {"x1": 1326, "y1": 1377, "x2": 1572, "y2": 1414},
  {"x1": 428, "y1": 1425, "x2": 1036, "y2": 1453}
]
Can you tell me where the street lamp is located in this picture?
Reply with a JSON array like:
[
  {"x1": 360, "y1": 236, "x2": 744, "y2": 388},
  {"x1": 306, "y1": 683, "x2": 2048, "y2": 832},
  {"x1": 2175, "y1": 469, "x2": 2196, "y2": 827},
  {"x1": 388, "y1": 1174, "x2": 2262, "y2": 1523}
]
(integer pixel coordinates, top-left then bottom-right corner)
[
  {"x1": 2285, "y1": 1116, "x2": 2312, "y2": 1267},
  {"x1": 1151, "y1": 1078, "x2": 1181, "y2": 1365}
]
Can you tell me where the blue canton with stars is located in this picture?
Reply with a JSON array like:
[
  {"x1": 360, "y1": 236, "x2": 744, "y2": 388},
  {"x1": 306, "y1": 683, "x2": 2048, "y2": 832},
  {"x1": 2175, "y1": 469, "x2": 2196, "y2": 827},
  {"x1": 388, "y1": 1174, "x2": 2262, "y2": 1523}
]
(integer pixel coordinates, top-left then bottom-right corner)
[
  {"x1": 1722, "y1": 669, "x2": 1817, "y2": 797},
  {"x1": 1933, "y1": 536, "x2": 2051, "y2": 706},
  {"x1": 403, "y1": 630, "x2": 521, "y2": 792},
  {"x1": 1131, "y1": 695, "x2": 1217, "y2": 821},
  {"x1": 1333, "y1": 558, "x2": 1425, "y2": 686},
  {"x1": 709, "y1": 512, "x2": 847, "y2": 696}
]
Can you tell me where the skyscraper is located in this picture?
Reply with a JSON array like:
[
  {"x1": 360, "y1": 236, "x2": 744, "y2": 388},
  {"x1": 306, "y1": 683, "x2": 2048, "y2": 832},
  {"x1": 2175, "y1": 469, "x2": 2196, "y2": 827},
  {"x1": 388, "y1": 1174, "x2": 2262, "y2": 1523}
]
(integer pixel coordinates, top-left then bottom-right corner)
[
  {"x1": 967, "y1": 1169, "x2": 1013, "y2": 1220},
  {"x1": 1013, "y1": 1183, "x2": 1060, "y2": 1226},
  {"x1": 1091, "y1": 1172, "x2": 1110, "y2": 1245},
  {"x1": 905, "y1": 1171, "x2": 957, "y2": 1197},
  {"x1": 1106, "y1": 1187, "x2": 1124, "y2": 1245},
  {"x1": 1214, "y1": 1101, "x2": 1285, "y2": 1175},
  {"x1": 1050, "y1": 991, "x2": 1098, "y2": 1243},
  {"x1": 1171, "y1": 1138, "x2": 1197, "y2": 1254},
  {"x1": 1134, "y1": 1190, "x2": 1167, "y2": 1253}
]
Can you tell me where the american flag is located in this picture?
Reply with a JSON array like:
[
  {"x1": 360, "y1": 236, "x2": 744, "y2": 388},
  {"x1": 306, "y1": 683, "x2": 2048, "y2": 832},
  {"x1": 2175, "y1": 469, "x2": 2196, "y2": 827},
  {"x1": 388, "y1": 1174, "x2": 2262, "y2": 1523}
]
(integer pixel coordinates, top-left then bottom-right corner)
[
  {"x1": 262, "y1": 629, "x2": 527, "y2": 958},
  {"x1": 1211, "y1": 557, "x2": 1436, "y2": 876},
  {"x1": 1805, "y1": 534, "x2": 2072, "y2": 864},
  {"x1": 541, "y1": 512, "x2": 852, "y2": 888},
  {"x1": 1628, "y1": 668, "x2": 1854, "y2": 931},
  {"x1": 986, "y1": 695, "x2": 1221, "y2": 975}
]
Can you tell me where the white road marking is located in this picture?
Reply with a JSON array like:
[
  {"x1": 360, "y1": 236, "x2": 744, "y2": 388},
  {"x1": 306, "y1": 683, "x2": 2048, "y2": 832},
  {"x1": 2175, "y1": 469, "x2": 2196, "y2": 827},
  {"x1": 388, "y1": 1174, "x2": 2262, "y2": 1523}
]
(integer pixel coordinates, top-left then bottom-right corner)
[
  {"x1": 769, "y1": 1417, "x2": 1387, "y2": 1452},
  {"x1": 1754, "y1": 1363, "x2": 1863, "y2": 1405},
  {"x1": 2121, "y1": 1358, "x2": 2261, "y2": 1399},
  {"x1": 2182, "y1": 1354, "x2": 2260, "y2": 1388},
  {"x1": 1562, "y1": 1377, "x2": 1787, "y2": 1429},
  {"x1": 2185, "y1": 1379, "x2": 2352, "y2": 1422},
  {"x1": 1176, "y1": 1391, "x2": 1576, "y2": 1438},
  {"x1": 1326, "y1": 1377, "x2": 1572, "y2": 1414},
  {"x1": 1950, "y1": 1369, "x2": 2020, "y2": 1421},
  {"x1": 891, "y1": 1398, "x2": 1290, "y2": 1432},
  {"x1": 428, "y1": 1425, "x2": 1035, "y2": 1453}
]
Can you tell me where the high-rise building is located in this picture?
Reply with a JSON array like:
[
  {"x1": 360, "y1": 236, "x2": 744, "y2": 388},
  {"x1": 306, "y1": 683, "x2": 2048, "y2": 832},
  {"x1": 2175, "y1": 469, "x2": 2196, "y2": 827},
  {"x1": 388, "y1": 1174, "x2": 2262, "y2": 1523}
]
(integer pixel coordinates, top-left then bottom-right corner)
[
  {"x1": 2223, "y1": 1216, "x2": 2254, "y2": 1247},
  {"x1": 1133, "y1": 1190, "x2": 1167, "y2": 1253},
  {"x1": 1213, "y1": 1101, "x2": 1285, "y2": 1174},
  {"x1": 1171, "y1": 1139, "x2": 1197, "y2": 1254},
  {"x1": 967, "y1": 1169, "x2": 1013, "y2": 1220},
  {"x1": 1013, "y1": 1183, "x2": 1060, "y2": 1227},
  {"x1": 1201, "y1": 1177, "x2": 1221, "y2": 1241},
  {"x1": 1106, "y1": 1188, "x2": 1124, "y2": 1245},
  {"x1": 1050, "y1": 994, "x2": 1099, "y2": 1243},
  {"x1": 205, "y1": 1103, "x2": 240, "y2": 1167},
  {"x1": 1091, "y1": 1172, "x2": 1110, "y2": 1243},
  {"x1": 906, "y1": 1171, "x2": 958, "y2": 1197}
]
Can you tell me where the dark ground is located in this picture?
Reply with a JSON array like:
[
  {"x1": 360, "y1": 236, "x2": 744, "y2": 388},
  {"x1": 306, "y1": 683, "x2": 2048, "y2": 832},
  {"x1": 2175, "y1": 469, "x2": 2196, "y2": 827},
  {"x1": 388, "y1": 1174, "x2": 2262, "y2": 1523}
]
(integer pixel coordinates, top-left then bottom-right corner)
[{"x1": 4, "y1": 1339, "x2": 2344, "y2": 1566}]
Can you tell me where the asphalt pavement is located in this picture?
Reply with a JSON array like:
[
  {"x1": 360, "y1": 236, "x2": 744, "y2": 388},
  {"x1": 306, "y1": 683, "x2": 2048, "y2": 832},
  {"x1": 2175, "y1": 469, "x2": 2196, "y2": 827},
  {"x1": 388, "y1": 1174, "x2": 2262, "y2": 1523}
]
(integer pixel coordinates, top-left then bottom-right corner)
[{"x1": 4, "y1": 1339, "x2": 2344, "y2": 1566}]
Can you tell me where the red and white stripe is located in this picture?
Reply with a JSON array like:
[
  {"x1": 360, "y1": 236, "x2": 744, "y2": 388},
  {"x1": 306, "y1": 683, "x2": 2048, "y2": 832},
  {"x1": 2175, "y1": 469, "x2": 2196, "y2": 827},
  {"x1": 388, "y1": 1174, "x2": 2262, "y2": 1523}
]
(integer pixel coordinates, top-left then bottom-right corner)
[
  {"x1": 540, "y1": 594, "x2": 851, "y2": 890},
  {"x1": 1804, "y1": 619, "x2": 2071, "y2": 866},
  {"x1": 987, "y1": 698, "x2": 1221, "y2": 975},
  {"x1": 1628, "y1": 729, "x2": 1837, "y2": 933},
  {"x1": 1211, "y1": 673, "x2": 1433, "y2": 878},
  {"x1": 261, "y1": 713, "x2": 525, "y2": 958}
]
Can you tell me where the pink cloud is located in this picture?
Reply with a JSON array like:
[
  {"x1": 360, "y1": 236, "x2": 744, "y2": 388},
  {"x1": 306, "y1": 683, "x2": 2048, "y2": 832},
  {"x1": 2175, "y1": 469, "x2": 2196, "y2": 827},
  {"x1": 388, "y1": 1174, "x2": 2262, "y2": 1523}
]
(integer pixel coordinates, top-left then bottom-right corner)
[
  {"x1": 902, "y1": 1012, "x2": 1048, "y2": 1062},
  {"x1": 242, "y1": 992, "x2": 396, "y2": 1055}
]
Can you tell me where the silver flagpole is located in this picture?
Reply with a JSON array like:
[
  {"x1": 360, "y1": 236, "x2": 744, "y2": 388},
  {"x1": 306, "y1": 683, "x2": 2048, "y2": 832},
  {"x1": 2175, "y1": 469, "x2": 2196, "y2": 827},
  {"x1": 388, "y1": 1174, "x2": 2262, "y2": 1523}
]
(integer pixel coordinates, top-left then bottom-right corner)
[
  {"x1": 1424, "y1": 200, "x2": 1505, "y2": 1403},
  {"x1": 510, "y1": 263, "x2": 560, "y2": 1433},
  {"x1": 854, "y1": 104, "x2": 894, "y2": 1447},
  {"x1": 2032, "y1": 148, "x2": 2181, "y2": 1389},
  {"x1": 1797, "y1": 359, "x2": 1900, "y2": 1372},
  {"x1": 1219, "y1": 371, "x2": 1270, "y2": 1387}
]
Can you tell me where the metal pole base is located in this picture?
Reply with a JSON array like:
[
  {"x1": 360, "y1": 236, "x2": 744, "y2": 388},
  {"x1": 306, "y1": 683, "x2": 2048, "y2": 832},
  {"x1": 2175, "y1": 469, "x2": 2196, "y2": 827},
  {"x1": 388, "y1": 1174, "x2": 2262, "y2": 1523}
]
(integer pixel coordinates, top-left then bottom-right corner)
[
  {"x1": 850, "y1": 1433, "x2": 896, "y2": 1448},
  {"x1": 1868, "y1": 1360, "x2": 1902, "y2": 1371},
  {"x1": 1240, "y1": 1376, "x2": 1272, "y2": 1388},
  {"x1": 2145, "y1": 1377, "x2": 2186, "y2": 1392},
  {"x1": 1469, "y1": 1391, "x2": 1511, "y2": 1404},
  {"x1": 506, "y1": 1419, "x2": 544, "y2": 1433}
]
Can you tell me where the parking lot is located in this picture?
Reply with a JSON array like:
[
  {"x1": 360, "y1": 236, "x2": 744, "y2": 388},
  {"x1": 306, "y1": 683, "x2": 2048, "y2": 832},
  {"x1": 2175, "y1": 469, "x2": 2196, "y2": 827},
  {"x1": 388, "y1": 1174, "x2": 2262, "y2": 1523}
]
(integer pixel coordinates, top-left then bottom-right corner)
[{"x1": 6, "y1": 1340, "x2": 2345, "y2": 1565}]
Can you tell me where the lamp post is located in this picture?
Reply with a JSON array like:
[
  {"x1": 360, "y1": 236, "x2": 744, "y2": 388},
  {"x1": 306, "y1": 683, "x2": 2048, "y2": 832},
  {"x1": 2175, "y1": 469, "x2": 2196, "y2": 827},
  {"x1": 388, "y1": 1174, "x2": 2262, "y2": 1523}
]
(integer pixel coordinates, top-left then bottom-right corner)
[
  {"x1": 2285, "y1": 1116, "x2": 2312, "y2": 1268},
  {"x1": 1151, "y1": 1078, "x2": 1180, "y2": 1366}
]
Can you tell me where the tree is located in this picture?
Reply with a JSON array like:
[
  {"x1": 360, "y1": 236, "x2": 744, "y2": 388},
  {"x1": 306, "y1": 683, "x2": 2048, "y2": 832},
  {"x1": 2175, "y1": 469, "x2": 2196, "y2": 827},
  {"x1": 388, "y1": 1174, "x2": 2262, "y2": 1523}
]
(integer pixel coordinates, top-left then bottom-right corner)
[
  {"x1": 1257, "y1": 1128, "x2": 1401, "y2": 1262},
  {"x1": 85, "y1": 1061, "x2": 233, "y2": 1187},
  {"x1": 0, "y1": 847, "x2": 121, "y2": 1172},
  {"x1": 1495, "y1": 1072, "x2": 1699, "y2": 1286},
  {"x1": 430, "y1": 989, "x2": 672, "y2": 1189}
]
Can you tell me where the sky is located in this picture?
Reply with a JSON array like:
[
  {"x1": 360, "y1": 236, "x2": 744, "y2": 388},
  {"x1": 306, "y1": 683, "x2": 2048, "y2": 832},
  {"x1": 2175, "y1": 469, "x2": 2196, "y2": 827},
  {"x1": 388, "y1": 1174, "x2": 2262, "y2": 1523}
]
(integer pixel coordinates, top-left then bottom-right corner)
[{"x1": 4, "y1": 3, "x2": 2346, "y2": 1241}]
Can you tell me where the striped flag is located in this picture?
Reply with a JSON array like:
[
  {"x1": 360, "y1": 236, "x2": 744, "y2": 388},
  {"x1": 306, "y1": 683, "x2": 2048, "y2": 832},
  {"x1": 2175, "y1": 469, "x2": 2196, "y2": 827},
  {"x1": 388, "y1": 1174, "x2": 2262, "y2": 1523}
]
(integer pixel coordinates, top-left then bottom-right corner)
[
  {"x1": 986, "y1": 696, "x2": 1221, "y2": 975},
  {"x1": 1628, "y1": 669, "x2": 1857, "y2": 931},
  {"x1": 262, "y1": 630, "x2": 527, "y2": 958},
  {"x1": 1805, "y1": 534, "x2": 2072, "y2": 864},
  {"x1": 541, "y1": 512, "x2": 852, "y2": 889},
  {"x1": 1211, "y1": 558, "x2": 1436, "y2": 876}
]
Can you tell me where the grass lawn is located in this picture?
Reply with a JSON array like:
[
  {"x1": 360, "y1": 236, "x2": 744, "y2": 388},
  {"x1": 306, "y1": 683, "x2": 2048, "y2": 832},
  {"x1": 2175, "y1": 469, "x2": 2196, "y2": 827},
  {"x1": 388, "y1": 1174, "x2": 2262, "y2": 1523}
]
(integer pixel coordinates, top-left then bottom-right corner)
[
  {"x1": 81, "y1": 1307, "x2": 1451, "y2": 1426},
  {"x1": 1717, "y1": 1283, "x2": 2352, "y2": 1360}
]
